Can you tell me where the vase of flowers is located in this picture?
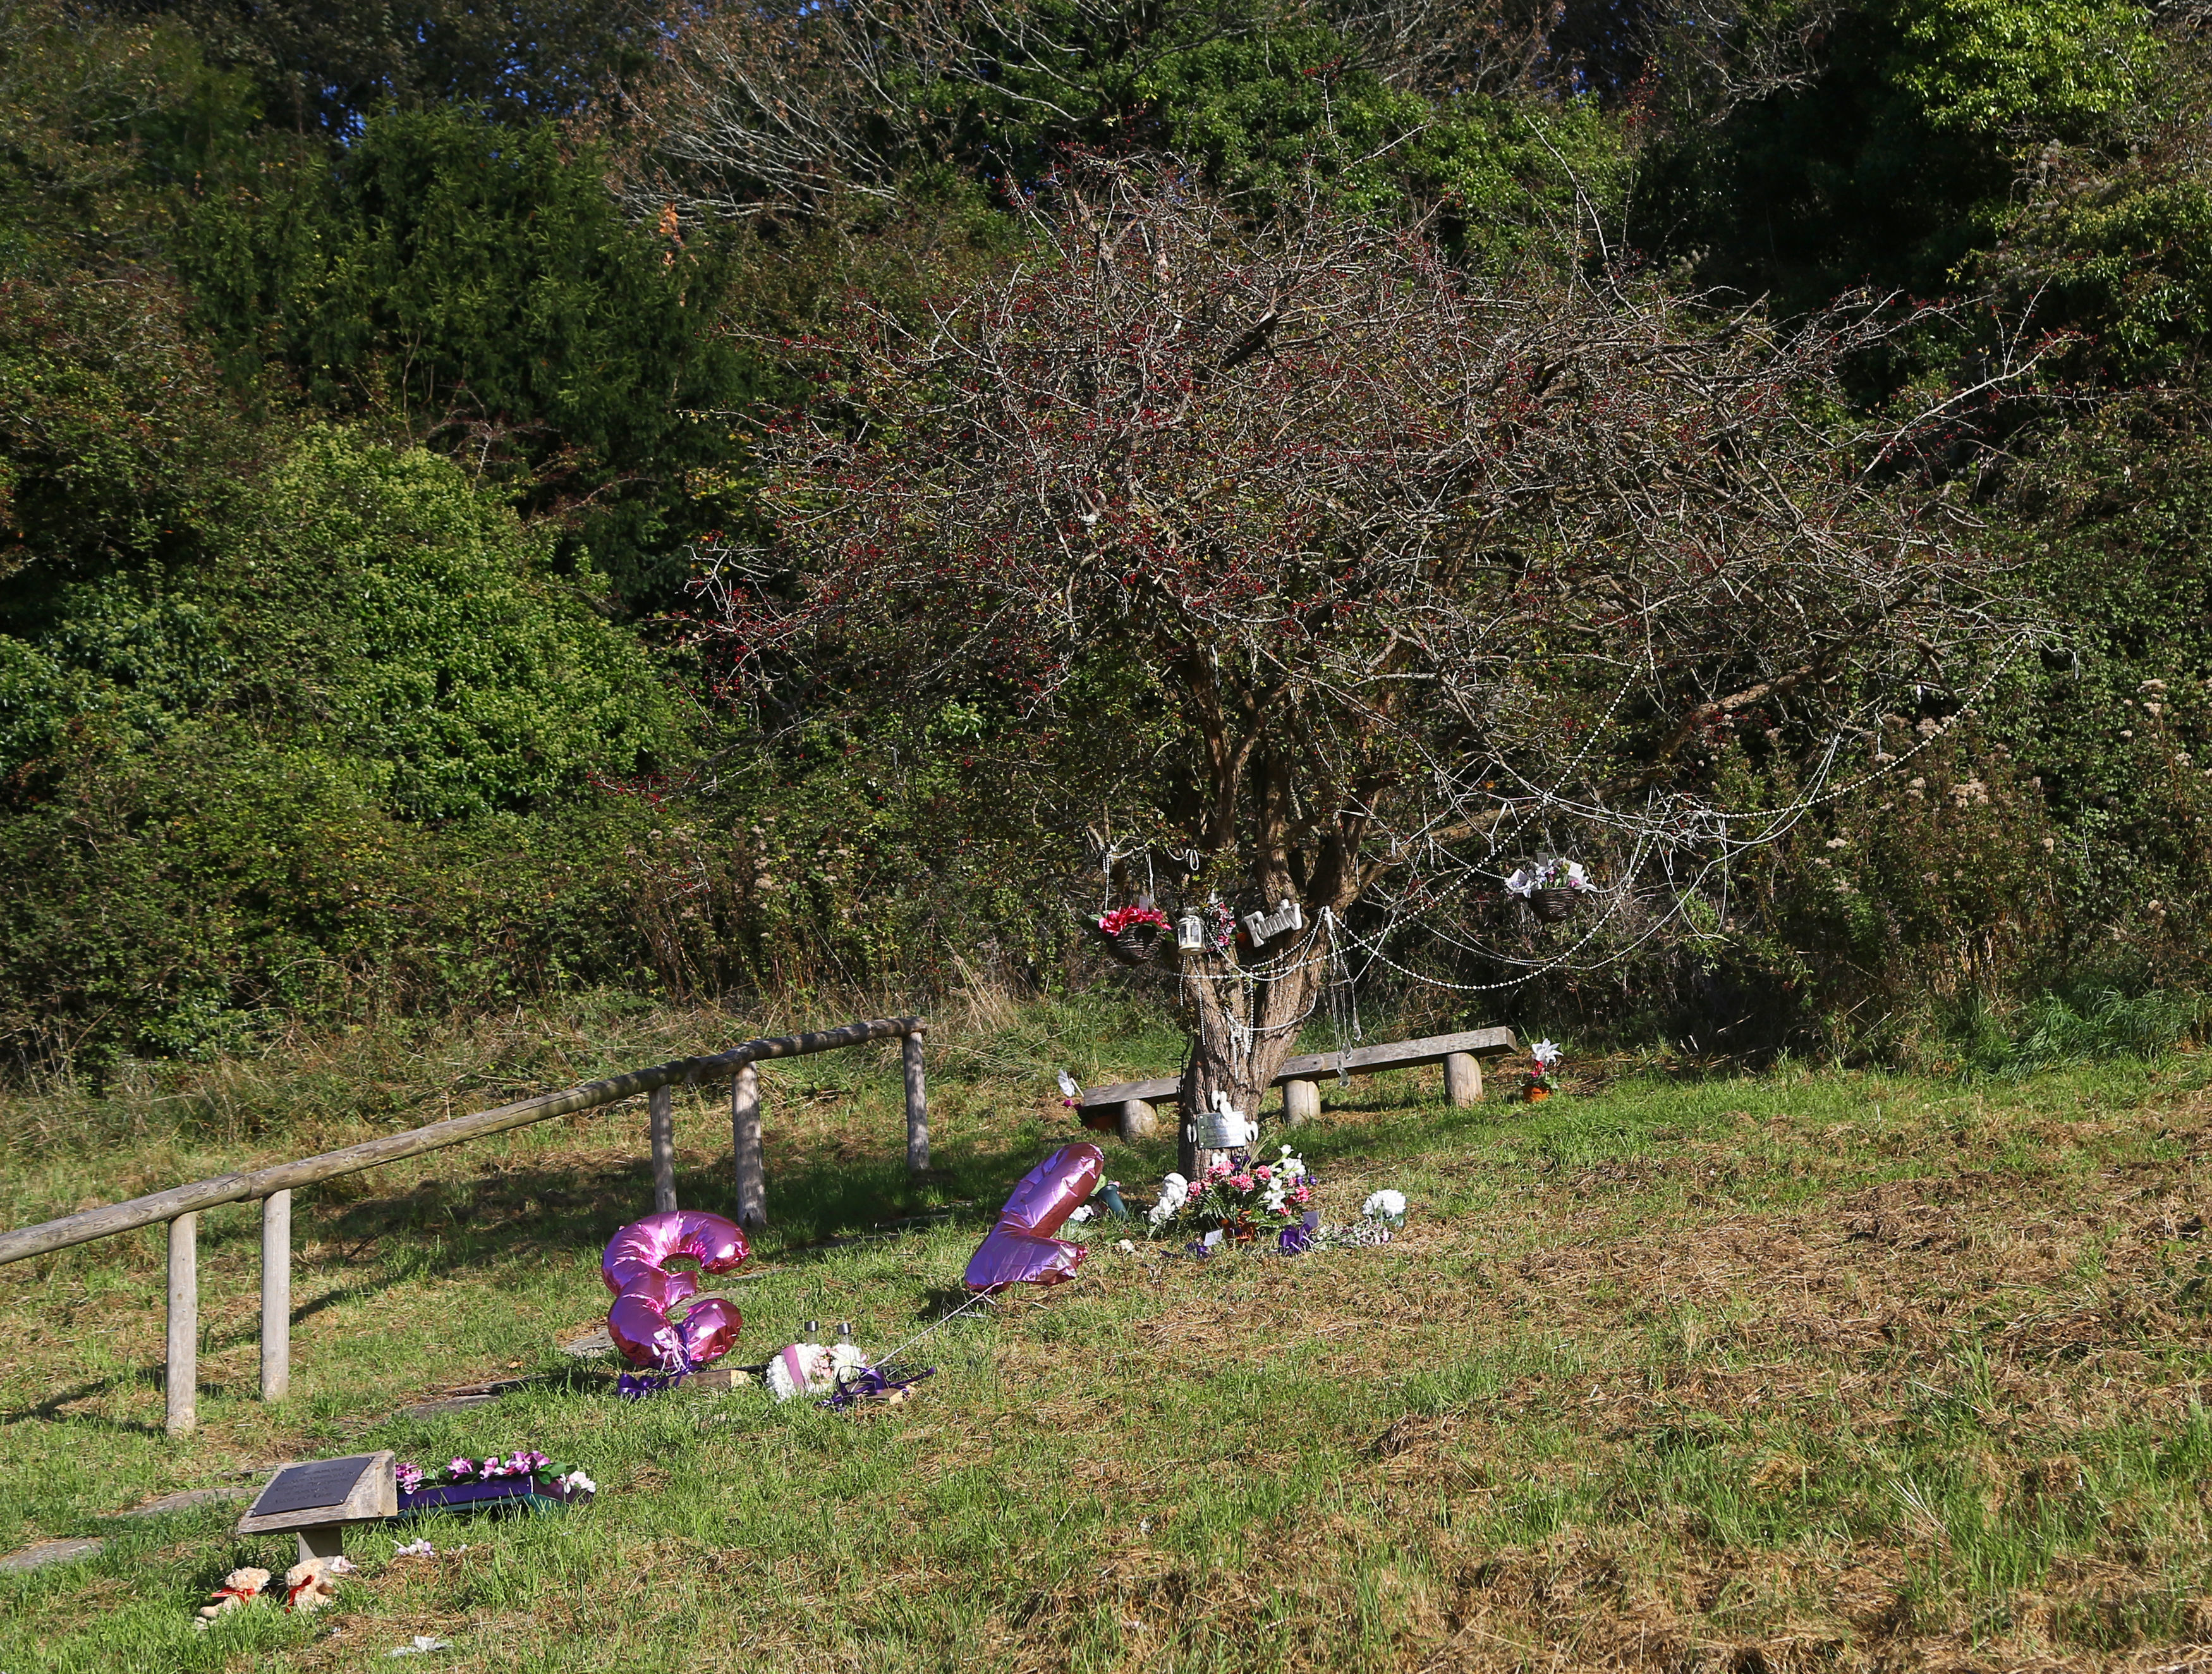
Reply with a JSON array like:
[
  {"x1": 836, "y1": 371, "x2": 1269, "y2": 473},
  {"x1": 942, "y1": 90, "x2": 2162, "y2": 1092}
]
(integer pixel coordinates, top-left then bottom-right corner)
[
  {"x1": 1093, "y1": 901, "x2": 1170, "y2": 966},
  {"x1": 1505, "y1": 858, "x2": 1593, "y2": 922},
  {"x1": 1521, "y1": 1039, "x2": 1562, "y2": 1101}
]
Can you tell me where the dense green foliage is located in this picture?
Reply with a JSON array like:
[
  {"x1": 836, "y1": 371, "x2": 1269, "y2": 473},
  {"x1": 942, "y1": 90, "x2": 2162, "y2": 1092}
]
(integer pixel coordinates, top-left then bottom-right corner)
[
  {"x1": 1, "y1": 0, "x2": 2210, "y2": 1078},
  {"x1": 179, "y1": 110, "x2": 758, "y2": 604}
]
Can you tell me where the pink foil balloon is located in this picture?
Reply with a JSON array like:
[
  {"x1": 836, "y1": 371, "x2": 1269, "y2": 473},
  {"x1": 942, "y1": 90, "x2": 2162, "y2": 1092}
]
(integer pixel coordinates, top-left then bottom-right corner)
[
  {"x1": 601, "y1": 1210, "x2": 751, "y2": 1370},
  {"x1": 963, "y1": 1142, "x2": 1105, "y2": 1292}
]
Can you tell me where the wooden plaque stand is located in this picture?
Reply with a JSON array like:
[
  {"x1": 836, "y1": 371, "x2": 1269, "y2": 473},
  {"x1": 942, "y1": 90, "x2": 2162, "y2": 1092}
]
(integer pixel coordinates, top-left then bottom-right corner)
[{"x1": 236, "y1": 1451, "x2": 398, "y2": 1562}]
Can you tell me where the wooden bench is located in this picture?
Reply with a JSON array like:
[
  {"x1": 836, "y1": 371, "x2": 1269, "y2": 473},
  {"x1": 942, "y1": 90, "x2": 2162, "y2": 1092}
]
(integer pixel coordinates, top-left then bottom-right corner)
[{"x1": 1077, "y1": 1026, "x2": 1520, "y2": 1143}]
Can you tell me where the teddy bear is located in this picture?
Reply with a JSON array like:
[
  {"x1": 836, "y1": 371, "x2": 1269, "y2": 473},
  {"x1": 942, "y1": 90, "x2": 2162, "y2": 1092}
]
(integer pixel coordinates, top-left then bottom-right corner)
[
  {"x1": 283, "y1": 1553, "x2": 356, "y2": 1612},
  {"x1": 192, "y1": 1566, "x2": 270, "y2": 1630}
]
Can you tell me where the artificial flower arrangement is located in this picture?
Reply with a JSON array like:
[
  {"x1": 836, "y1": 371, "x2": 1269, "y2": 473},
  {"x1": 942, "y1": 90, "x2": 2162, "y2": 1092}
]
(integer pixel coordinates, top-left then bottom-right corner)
[
  {"x1": 1506, "y1": 858, "x2": 1593, "y2": 922},
  {"x1": 1505, "y1": 858, "x2": 1592, "y2": 897},
  {"x1": 752, "y1": 1332, "x2": 937, "y2": 1410},
  {"x1": 1095, "y1": 901, "x2": 1172, "y2": 966},
  {"x1": 394, "y1": 1450, "x2": 595, "y2": 1512},
  {"x1": 765, "y1": 1340, "x2": 871, "y2": 1402},
  {"x1": 1145, "y1": 1145, "x2": 1315, "y2": 1242},
  {"x1": 1142, "y1": 1148, "x2": 1416, "y2": 1257},
  {"x1": 1521, "y1": 1038, "x2": 1563, "y2": 1101},
  {"x1": 1362, "y1": 1188, "x2": 1407, "y2": 1228},
  {"x1": 1098, "y1": 902, "x2": 1170, "y2": 938}
]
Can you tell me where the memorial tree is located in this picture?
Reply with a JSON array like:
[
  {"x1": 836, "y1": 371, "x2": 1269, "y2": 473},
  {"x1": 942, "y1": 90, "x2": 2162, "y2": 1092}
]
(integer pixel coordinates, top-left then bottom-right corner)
[{"x1": 702, "y1": 161, "x2": 2034, "y2": 1166}]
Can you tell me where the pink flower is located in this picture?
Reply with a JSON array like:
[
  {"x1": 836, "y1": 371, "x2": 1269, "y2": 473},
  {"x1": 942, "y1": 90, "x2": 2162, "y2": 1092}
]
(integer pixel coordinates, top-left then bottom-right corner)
[
  {"x1": 449, "y1": 1458, "x2": 475, "y2": 1478},
  {"x1": 1098, "y1": 903, "x2": 1170, "y2": 936},
  {"x1": 1255, "y1": 1166, "x2": 1273, "y2": 1181},
  {"x1": 1229, "y1": 1175, "x2": 1254, "y2": 1192}
]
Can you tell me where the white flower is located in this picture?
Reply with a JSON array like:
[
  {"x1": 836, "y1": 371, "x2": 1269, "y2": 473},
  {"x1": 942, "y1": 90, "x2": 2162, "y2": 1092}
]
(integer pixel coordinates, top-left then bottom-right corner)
[
  {"x1": 392, "y1": 1539, "x2": 436, "y2": 1559},
  {"x1": 559, "y1": 1470, "x2": 596, "y2": 1497},
  {"x1": 1068, "y1": 1204, "x2": 1094, "y2": 1223},
  {"x1": 767, "y1": 1342, "x2": 835, "y2": 1402},
  {"x1": 1363, "y1": 1189, "x2": 1407, "y2": 1221},
  {"x1": 1115, "y1": 1238, "x2": 1135, "y2": 1254},
  {"x1": 1530, "y1": 1039, "x2": 1562, "y2": 1068}
]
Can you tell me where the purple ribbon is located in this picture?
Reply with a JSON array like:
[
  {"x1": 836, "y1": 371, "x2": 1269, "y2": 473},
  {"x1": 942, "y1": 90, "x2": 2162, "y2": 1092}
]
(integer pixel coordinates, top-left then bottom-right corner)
[
  {"x1": 616, "y1": 1344, "x2": 698, "y2": 1400},
  {"x1": 820, "y1": 1364, "x2": 936, "y2": 1410}
]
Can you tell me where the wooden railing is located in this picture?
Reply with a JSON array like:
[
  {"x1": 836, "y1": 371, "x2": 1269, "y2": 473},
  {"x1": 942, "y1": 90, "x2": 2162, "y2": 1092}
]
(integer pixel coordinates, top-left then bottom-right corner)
[{"x1": 0, "y1": 1016, "x2": 928, "y2": 1435}]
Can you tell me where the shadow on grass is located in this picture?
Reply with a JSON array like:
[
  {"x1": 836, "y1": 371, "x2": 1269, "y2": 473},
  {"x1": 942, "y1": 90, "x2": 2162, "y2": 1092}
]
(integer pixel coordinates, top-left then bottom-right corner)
[
  {"x1": 0, "y1": 1376, "x2": 166, "y2": 1434},
  {"x1": 1, "y1": 1090, "x2": 1547, "y2": 1441}
]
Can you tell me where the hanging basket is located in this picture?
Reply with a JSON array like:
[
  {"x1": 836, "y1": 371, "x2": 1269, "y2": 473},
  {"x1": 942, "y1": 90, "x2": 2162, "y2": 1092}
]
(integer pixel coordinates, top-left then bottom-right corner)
[
  {"x1": 1091, "y1": 908, "x2": 1169, "y2": 967},
  {"x1": 1529, "y1": 889, "x2": 1579, "y2": 924}
]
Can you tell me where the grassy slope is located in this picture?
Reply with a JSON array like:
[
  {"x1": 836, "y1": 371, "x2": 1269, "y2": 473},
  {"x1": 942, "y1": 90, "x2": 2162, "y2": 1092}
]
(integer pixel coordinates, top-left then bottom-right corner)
[{"x1": 3, "y1": 996, "x2": 2212, "y2": 1671}]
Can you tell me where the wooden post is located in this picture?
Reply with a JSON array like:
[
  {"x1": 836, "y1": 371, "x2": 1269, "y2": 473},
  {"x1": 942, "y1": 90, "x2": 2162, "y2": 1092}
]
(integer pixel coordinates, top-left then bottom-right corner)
[
  {"x1": 1118, "y1": 1099, "x2": 1158, "y2": 1142},
  {"x1": 731, "y1": 1062, "x2": 765, "y2": 1228},
  {"x1": 260, "y1": 1191, "x2": 290, "y2": 1403},
  {"x1": 1444, "y1": 1051, "x2": 1483, "y2": 1107},
  {"x1": 1282, "y1": 1079, "x2": 1321, "y2": 1127},
  {"x1": 649, "y1": 1085, "x2": 677, "y2": 1214},
  {"x1": 903, "y1": 1030, "x2": 928, "y2": 1173},
  {"x1": 166, "y1": 1213, "x2": 197, "y2": 1435}
]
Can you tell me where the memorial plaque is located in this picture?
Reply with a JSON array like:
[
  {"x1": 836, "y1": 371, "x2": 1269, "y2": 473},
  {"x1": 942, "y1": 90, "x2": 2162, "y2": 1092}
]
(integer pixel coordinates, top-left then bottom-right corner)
[
  {"x1": 237, "y1": 1450, "x2": 397, "y2": 1541},
  {"x1": 250, "y1": 1457, "x2": 379, "y2": 1519}
]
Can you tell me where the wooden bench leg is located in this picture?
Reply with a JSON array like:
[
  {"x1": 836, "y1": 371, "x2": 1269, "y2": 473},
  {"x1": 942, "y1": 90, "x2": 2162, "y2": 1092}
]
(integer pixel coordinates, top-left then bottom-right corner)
[
  {"x1": 1118, "y1": 1099, "x2": 1158, "y2": 1142},
  {"x1": 1282, "y1": 1078, "x2": 1321, "y2": 1127},
  {"x1": 1444, "y1": 1052, "x2": 1483, "y2": 1107}
]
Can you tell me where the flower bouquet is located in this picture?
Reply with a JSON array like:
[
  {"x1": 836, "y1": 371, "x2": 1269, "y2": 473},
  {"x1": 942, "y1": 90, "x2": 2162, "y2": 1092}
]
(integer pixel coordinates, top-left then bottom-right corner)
[
  {"x1": 1505, "y1": 858, "x2": 1593, "y2": 922},
  {"x1": 1361, "y1": 1188, "x2": 1407, "y2": 1229},
  {"x1": 394, "y1": 1450, "x2": 595, "y2": 1516},
  {"x1": 1093, "y1": 901, "x2": 1170, "y2": 967},
  {"x1": 1521, "y1": 1039, "x2": 1562, "y2": 1102},
  {"x1": 1146, "y1": 1145, "x2": 1315, "y2": 1244}
]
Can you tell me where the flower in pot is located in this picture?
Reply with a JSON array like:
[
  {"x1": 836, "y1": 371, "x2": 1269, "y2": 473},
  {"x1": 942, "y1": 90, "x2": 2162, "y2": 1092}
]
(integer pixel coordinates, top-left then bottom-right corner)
[{"x1": 1521, "y1": 1039, "x2": 1562, "y2": 1101}]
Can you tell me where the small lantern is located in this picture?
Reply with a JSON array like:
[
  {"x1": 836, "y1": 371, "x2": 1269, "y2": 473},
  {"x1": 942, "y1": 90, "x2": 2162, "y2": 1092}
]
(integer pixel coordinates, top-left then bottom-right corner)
[{"x1": 1176, "y1": 912, "x2": 1205, "y2": 952}]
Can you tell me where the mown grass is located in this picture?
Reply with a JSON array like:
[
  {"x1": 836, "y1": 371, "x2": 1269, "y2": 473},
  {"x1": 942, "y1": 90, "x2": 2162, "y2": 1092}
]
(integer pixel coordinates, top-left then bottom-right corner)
[{"x1": 4, "y1": 994, "x2": 2212, "y2": 1671}]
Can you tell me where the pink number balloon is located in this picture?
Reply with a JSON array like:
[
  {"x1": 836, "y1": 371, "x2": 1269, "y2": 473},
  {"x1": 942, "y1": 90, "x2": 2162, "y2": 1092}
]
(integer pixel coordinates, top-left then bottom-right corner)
[
  {"x1": 601, "y1": 1210, "x2": 750, "y2": 1370},
  {"x1": 963, "y1": 1143, "x2": 1105, "y2": 1292}
]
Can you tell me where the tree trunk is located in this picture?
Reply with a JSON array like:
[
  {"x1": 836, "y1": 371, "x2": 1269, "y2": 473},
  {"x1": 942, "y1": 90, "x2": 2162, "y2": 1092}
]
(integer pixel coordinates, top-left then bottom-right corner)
[{"x1": 1174, "y1": 932, "x2": 1329, "y2": 1178}]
